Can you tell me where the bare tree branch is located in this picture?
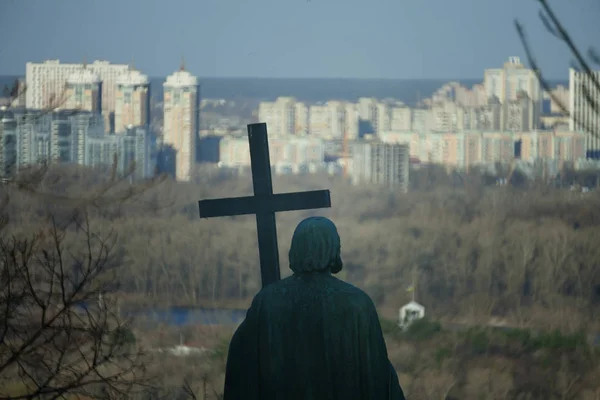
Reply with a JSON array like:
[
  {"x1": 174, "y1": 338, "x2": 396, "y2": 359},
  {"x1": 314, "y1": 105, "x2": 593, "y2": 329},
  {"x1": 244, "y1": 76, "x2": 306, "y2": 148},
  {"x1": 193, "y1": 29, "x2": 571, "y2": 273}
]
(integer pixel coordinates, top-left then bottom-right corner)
[{"x1": 515, "y1": 0, "x2": 599, "y2": 141}]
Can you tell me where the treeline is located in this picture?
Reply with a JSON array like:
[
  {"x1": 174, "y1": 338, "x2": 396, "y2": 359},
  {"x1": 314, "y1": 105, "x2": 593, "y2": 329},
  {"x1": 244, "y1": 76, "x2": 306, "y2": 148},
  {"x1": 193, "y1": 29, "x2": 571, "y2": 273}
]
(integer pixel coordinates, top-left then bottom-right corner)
[{"x1": 5, "y1": 164, "x2": 600, "y2": 333}]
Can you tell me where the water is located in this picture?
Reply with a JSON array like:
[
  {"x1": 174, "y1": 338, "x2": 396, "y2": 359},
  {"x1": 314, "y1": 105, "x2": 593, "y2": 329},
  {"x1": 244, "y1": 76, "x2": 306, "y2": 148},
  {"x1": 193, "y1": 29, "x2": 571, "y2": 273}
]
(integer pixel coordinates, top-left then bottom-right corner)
[
  {"x1": 124, "y1": 306, "x2": 247, "y2": 327},
  {"x1": 74, "y1": 302, "x2": 246, "y2": 327}
]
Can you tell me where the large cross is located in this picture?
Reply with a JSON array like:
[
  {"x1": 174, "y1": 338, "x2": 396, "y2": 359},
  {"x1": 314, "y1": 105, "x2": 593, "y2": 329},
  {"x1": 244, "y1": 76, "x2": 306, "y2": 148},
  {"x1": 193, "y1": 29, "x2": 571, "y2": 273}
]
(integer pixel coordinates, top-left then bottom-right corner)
[{"x1": 198, "y1": 123, "x2": 331, "y2": 288}]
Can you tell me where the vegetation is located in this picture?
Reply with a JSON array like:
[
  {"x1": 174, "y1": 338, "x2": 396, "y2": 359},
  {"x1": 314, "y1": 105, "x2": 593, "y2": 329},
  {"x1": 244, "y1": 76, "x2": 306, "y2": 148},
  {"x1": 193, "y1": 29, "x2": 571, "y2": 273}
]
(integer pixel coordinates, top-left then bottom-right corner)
[{"x1": 2, "y1": 162, "x2": 600, "y2": 398}]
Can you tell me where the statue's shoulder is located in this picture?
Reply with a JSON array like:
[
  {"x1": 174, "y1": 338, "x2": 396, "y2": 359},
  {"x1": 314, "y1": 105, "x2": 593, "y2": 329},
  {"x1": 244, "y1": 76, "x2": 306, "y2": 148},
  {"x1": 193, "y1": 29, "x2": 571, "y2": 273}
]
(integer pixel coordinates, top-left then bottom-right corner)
[{"x1": 326, "y1": 277, "x2": 376, "y2": 307}]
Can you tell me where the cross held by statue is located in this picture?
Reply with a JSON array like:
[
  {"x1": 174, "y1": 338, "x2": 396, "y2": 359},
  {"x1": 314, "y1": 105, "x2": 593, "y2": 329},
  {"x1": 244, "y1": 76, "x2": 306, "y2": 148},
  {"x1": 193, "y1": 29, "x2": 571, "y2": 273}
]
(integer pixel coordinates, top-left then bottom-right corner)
[{"x1": 198, "y1": 123, "x2": 332, "y2": 288}]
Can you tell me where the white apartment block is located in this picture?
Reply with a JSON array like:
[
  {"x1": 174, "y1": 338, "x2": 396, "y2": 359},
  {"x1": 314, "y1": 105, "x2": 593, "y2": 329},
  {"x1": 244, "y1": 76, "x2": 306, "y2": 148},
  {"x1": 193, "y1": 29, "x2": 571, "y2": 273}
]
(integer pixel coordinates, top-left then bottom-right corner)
[
  {"x1": 309, "y1": 101, "x2": 358, "y2": 140},
  {"x1": 295, "y1": 102, "x2": 309, "y2": 135},
  {"x1": 219, "y1": 135, "x2": 324, "y2": 174},
  {"x1": 257, "y1": 97, "x2": 359, "y2": 139},
  {"x1": 257, "y1": 97, "x2": 297, "y2": 136},
  {"x1": 378, "y1": 129, "x2": 586, "y2": 168},
  {"x1": 412, "y1": 109, "x2": 434, "y2": 132},
  {"x1": 26, "y1": 60, "x2": 130, "y2": 131},
  {"x1": 375, "y1": 103, "x2": 390, "y2": 133},
  {"x1": 163, "y1": 67, "x2": 200, "y2": 182},
  {"x1": 431, "y1": 100, "x2": 462, "y2": 131},
  {"x1": 308, "y1": 104, "x2": 331, "y2": 138},
  {"x1": 390, "y1": 107, "x2": 411, "y2": 131},
  {"x1": 357, "y1": 97, "x2": 378, "y2": 122},
  {"x1": 569, "y1": 68, "x2": 600, "y2": 155}
]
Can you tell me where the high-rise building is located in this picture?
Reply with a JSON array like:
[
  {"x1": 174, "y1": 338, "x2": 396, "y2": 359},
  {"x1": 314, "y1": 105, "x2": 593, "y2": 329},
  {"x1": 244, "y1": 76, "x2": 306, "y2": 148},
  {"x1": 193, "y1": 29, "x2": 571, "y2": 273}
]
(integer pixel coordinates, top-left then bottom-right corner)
[
  {"x1": 308, "y1": 105, "x2": 329, "y2": 138},
  {"x1": 484, "y1": 57, "x2": 542, "y2": 128},
  {"x1": 390, "y1": 107, "x2": 412, "y2": 131},
  {"x1": 218, "y1": 135, "x2": 324, "y2": 174},
  {"x1": 344, "y1": 103, "x2": 360, "y2": 140},
  {"x1": 351, "y1": 141, "x2": 409, "y2": 192},
  {"x1": 114, "y1": 68, "x2": 150, "y2": 133},
  {"x1": 569, "y1": 68, "x2": 600, "y2": 157},
  {"x1": 163, "y1": 64, "x2": 200, "y2": 181},
  {"x1": 64, "y1": 68, "x2": 102, "y2": 113},
  {"x1": 86, "y1": 126, "x2": 153, "y2": 179},
  {"x1": 0, "y1": 110, "x2": 17, "y2": 178},
  {"x1": 412, "y1": 108, "x2": 434, "y2": 132},
  {"x1": 50, "y1": 111, "x2": 104, "y2": 164},
  {"x1": 431, "y1": 100, "x2": 463, "y2": 131},
  {"x1": 0, "y1": 108, "x2": 56, "y2": 176},
  {"x1": 258, "y1": 97, "x2": 296, "y2": 136},
  {"x1": 504, "y1": 92, "x2": 535, "y2": 132},
  {"x1": 25, "y1": 60, "x2": 130, "y2": 132},
  {"x1": 294, "y1": 102, "x2": 309, "y2": 135}
]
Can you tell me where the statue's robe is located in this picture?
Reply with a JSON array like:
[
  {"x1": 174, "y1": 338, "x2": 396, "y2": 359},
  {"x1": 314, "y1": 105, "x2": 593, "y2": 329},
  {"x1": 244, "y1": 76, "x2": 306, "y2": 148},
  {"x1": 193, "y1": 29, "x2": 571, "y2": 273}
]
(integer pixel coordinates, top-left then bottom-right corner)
[{"x1": 223, "y1": 271, "x2": 406, "y2": 400}]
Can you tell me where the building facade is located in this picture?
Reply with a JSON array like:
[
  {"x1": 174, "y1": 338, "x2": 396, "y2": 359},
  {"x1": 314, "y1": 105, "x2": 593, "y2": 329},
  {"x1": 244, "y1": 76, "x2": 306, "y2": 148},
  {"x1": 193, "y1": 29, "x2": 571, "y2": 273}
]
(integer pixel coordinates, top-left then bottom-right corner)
[
  {"x1": 86, "y1": 126, "x2": 153, "y2": 179},
  {"x1": 25, "y1": 60, "x2": 129, "y2": 132},
  {"x1": 351, "y1": 141, "x2": 409, "y2": 192},
  {"x1": 114, "y1": 69, "x2": 150, "y2": 133},
  {"x1": 64, "y1": 69, "x2": 103, "y2": 113},
  {"x1": 162, "y1": 66, "x2": 200, "y2": 182},
  {"x1": 569, "y1": 68, "x2": 600, "y2": 158},
  {"x1": 219, "y1": 135, "x2": 324, "y2": 174},
  {"x1": 484, "y1": 57, "x2": 542, "y2": 129}
]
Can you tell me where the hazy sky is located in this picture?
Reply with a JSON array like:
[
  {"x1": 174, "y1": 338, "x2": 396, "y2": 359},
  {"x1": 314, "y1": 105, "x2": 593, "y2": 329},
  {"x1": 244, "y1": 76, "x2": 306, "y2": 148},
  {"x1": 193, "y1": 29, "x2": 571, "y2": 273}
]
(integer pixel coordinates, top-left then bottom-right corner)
[{"x1": 1, "y1": 0, "x2": 598, "y2": 79}]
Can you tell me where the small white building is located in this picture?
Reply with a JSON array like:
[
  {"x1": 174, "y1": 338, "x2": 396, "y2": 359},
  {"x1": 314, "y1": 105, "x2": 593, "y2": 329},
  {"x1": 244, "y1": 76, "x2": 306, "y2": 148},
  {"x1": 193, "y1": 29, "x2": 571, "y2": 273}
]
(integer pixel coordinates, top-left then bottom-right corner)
[{"x1": 398, "y1": 301, "x2": 425, "y2": 330}]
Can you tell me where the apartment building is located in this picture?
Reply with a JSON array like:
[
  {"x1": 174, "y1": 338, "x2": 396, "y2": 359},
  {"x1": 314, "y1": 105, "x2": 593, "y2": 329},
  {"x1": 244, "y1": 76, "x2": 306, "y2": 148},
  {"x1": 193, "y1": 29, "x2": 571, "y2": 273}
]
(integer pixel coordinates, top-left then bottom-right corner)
[
  {"x1": 25, "y1": 60, "x2": 130, "y2": 132},
  {"x1": 86, "y1": 126, "x2": 153, "y2": 179},
  {"x1": 114, "y1": 68, "x2": 150, "y2": 133},
  {"x1": 50, "y1": 111, "x2": 104, "y2": 164},
  {"x1": 257, "y1": 97, "x2": 297, "y2": 136},
  {"x1": 483, "y1": 56, "x2": 542, "y2": 129},
  {"x1": 219, "y1": 135, "x2": 324, "y2": 174},
  {"x1": 351, "y1": 141, "x2": 409, "y2": 192},
  {"x1": 569, "y1": 68, "x2": 600, "y2": 157},
  {"x1": 376, "y1": 129, "x2": 586, "y2": 169},
  {"x1": 163, "y1": 65, "x2": 200, "y2": 182},
  {"x1": 64, "y1": 69, "x2": 102, "y2": 113}
]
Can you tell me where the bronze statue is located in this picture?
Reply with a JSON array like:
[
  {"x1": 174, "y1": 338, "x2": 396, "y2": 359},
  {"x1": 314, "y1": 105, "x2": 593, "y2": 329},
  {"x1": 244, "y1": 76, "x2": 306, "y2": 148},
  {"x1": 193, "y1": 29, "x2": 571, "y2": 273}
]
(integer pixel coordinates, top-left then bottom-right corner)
[{"x1": 224, "y1": 216, "x2": 406, "y2": 400}]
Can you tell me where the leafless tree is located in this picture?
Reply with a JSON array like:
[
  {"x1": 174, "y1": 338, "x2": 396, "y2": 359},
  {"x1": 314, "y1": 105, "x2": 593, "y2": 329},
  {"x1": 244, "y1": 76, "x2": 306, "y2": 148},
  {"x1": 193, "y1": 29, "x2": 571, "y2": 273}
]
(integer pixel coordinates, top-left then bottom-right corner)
[
  {"x1": 0, "y1": 156, "x2": 168, "y2": 398},
  {"x1": 0, "y1": 206, "x2": 149, "y2": 399},
  {"x1": 515, "y1": 0, "x2": 600, "y2": 139}
]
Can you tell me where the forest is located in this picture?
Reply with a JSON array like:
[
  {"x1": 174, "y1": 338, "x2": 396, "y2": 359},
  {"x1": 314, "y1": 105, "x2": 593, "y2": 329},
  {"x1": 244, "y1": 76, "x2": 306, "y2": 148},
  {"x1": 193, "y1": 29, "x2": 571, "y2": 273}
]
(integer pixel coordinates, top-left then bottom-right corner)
[{"x1": 2, "y1": 163, "x2": 600, "y2": 399}]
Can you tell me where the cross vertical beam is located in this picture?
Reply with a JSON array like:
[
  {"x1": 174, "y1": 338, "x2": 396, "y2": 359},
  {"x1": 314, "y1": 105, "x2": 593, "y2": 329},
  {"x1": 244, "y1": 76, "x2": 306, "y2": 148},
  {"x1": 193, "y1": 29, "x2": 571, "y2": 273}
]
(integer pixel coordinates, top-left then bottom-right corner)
[
  {"x1": 198, "y1": 123, "x2": 332, "y2": 289},
  {"x1": 248, "y1": 123, "x2": 280, "y2": 286}
]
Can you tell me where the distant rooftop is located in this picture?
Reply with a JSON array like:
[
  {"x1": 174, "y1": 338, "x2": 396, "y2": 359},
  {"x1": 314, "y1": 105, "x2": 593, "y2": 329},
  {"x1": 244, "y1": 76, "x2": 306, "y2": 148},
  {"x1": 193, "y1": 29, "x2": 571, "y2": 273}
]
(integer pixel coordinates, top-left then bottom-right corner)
[
  {"x1": 66, "y1": 68, "x2": 101, "y2": 84},
  {"x1": 116, "y1": 69, "x2": 149, "y2": 86},
  {"x1": 164, "y1": 69, "x2": 198, "y2": 88}
]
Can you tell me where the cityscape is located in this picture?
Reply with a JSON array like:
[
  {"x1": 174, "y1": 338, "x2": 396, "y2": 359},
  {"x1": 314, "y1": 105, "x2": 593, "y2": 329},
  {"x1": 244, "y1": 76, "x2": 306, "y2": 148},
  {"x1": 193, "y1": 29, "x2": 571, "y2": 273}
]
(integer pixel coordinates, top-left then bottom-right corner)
[{"x1": 0, "y1": 56, "x2": 598, "y2": 193}]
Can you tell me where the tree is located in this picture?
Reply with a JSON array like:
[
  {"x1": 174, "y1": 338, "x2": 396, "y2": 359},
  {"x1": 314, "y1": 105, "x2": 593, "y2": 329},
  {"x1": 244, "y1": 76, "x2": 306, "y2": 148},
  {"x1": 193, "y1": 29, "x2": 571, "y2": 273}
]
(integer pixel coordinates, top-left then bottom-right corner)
[{"x1": 0, "y1": 163, "x2": 165, "y2": 399}]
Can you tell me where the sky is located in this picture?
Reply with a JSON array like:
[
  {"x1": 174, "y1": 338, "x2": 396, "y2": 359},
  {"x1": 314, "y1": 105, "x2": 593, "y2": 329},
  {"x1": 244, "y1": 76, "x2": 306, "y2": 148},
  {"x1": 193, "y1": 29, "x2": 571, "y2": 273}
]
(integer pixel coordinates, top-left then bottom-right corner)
[{"x1": 0, "y1": 0, "x2": 598, "y2": 79}]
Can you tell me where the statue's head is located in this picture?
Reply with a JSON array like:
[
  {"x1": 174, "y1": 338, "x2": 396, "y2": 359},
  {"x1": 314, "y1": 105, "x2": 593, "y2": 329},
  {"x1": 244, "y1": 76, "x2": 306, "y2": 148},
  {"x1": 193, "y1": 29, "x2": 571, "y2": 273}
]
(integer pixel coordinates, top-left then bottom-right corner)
[{"x1": 288, "y1": 216, "x2": 343, "y2": 275}]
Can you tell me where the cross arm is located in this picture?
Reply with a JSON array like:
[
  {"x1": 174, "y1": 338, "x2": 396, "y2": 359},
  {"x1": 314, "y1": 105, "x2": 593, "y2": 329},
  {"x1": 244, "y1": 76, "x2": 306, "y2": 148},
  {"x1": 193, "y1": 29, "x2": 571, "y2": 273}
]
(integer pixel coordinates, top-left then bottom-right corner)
[{"x1": 198, "y1": 189, "x2": 331, "y2": 218}]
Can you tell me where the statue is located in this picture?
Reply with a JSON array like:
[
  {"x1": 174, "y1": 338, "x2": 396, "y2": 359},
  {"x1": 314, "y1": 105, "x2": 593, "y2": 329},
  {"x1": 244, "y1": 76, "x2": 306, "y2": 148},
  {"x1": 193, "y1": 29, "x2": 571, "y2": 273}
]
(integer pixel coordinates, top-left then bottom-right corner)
[{"x1": 223, "y1": 216, "x2": 406, "y2": 400}]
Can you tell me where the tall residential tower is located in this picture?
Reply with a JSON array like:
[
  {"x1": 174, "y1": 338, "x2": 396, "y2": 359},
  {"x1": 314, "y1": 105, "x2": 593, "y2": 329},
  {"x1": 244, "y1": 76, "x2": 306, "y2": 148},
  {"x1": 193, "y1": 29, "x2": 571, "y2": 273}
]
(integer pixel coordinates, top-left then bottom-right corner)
[
  {"x1": 162, "y1": 63, "x2": 200, "y2": 181},
  {"x1": 569, "y1": 68, "x2": 600, "y2": 158},
  {"x1": 114, "y1": 68, "x2": 150, "y2": 133},
  {"x1": 64, "y1": 68, "x2": 102, "y2": 113}
]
